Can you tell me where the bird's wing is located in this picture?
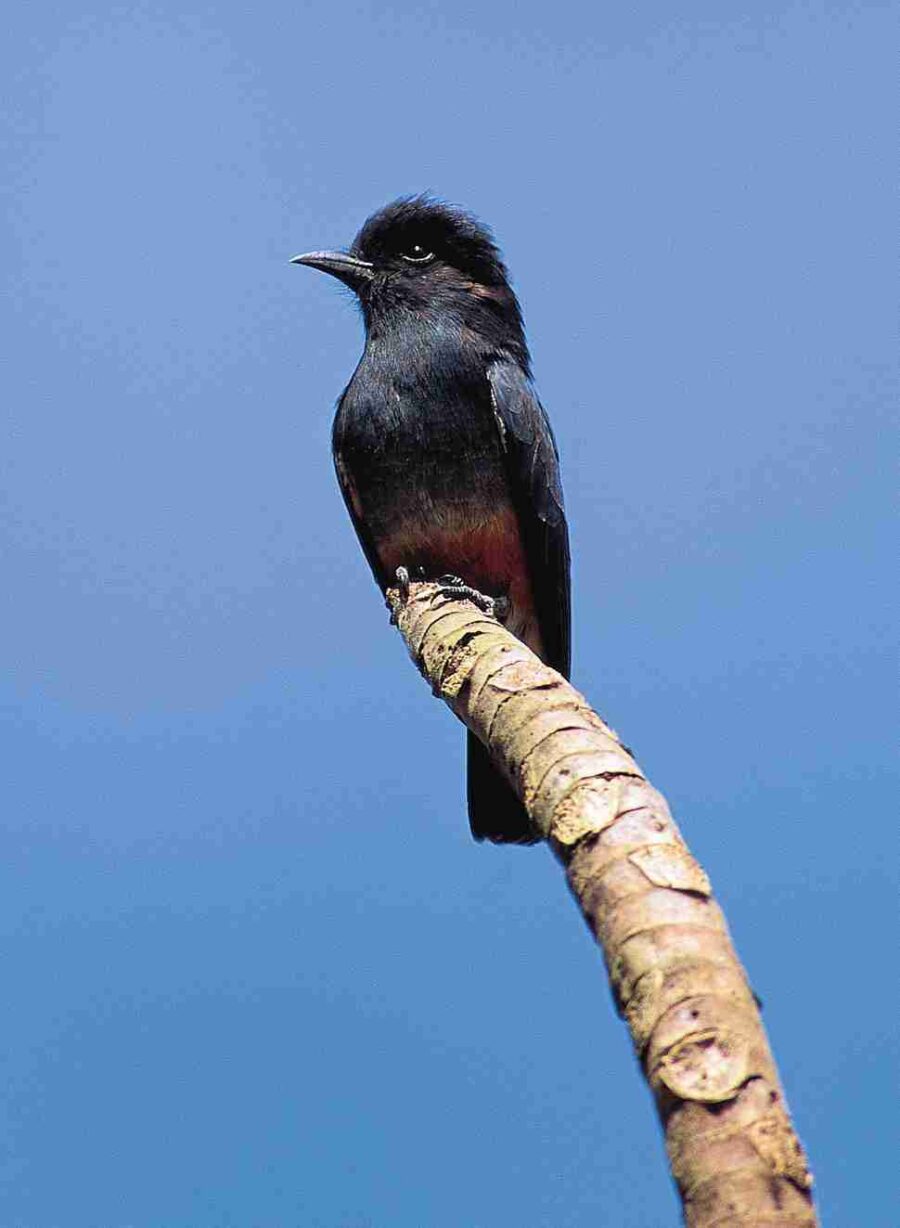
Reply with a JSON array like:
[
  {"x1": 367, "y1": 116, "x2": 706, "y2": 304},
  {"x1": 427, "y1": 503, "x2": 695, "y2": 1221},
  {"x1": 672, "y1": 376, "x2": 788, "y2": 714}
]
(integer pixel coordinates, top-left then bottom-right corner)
[
  {"x1": 488, "y1": 360, "x2": 571, "y2": 677},
  {"x1": 332, "y1": 398, "x2": 389, "y2": 590}
]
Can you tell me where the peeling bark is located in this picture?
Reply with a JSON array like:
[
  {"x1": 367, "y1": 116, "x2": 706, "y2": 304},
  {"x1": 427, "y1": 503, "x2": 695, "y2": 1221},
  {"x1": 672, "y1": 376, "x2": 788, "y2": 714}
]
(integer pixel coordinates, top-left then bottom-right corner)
[{"x1": 387, "y1": 581, "x2": 817, "y2": 1228}]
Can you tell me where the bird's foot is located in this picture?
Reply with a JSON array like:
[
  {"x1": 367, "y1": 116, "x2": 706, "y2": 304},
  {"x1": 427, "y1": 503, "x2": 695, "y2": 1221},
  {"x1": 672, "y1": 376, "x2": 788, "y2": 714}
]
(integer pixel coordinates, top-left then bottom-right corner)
[
  {"x1": 437, "y1": 574, "x2": 509, "y2": 621},
  {"x1": 387, "y1": 565, "x2": 426, "y2": 623}
]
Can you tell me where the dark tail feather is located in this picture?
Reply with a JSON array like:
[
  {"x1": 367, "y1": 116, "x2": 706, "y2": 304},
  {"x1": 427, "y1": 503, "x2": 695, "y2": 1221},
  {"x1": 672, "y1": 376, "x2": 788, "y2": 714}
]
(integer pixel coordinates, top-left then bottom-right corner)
[{"x1": 466, "y1": 732, "x2": 539, "y2": 844}]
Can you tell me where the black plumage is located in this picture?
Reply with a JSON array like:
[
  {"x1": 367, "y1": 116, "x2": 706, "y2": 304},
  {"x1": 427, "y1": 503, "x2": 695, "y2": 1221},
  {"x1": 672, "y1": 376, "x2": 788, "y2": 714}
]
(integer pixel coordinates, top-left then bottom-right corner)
[{"x1": 293, "y1": 196, "x2": 570, "y2": 843}]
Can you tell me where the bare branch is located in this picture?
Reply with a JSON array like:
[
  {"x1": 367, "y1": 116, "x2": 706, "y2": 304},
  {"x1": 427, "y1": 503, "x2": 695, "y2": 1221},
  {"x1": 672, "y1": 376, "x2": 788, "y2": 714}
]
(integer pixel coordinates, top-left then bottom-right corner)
[{"x1": 387, "y1": 581, "x2": 817, "y2": 1228}]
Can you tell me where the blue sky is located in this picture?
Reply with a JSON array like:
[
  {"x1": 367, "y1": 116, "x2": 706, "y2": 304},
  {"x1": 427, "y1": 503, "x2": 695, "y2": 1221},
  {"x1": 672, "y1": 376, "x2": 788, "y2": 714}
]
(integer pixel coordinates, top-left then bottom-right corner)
[{"x1": 2, "y1": 1, "x2": 896, "y2": 1224}]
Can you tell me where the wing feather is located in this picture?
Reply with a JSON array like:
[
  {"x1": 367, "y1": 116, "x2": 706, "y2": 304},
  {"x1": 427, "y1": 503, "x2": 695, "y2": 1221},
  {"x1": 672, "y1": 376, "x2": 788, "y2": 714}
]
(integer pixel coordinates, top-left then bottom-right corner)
[{"x1": 488, "y1": 361, "x2": 571, "y2": 677}]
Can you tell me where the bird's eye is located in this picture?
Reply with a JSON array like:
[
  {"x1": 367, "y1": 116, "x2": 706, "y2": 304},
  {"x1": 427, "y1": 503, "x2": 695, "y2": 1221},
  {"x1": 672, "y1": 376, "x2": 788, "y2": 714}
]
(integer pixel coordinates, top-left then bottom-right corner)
[{"x1": 399, "y1": 243, "x2": 434, "y2": 264}]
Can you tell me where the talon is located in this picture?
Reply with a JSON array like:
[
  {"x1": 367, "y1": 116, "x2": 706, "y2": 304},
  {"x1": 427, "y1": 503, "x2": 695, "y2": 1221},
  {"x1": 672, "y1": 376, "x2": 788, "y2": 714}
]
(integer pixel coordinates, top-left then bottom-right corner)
[
  {"x1": 436, "y1": 575, "x2": 503, "y2": 618},
  {"x1": 387, "y1": 565, "x2": 412, "y2": 625}
]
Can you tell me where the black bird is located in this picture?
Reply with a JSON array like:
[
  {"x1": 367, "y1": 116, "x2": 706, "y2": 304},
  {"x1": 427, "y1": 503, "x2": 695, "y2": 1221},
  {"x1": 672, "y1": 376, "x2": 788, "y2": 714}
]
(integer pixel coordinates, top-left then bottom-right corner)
[{"x1": 293, "y1": 196, "x2": 570, "y2": 843}]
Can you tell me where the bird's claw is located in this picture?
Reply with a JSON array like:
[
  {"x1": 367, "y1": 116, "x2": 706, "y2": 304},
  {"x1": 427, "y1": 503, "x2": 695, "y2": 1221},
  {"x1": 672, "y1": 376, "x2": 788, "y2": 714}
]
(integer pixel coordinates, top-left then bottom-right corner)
[
  {"x1": 436, "y1": 574, "x2": 509, "y2": 621},
  {"x1": 388, "y1": 565, "x2": 431, "y2": 623},
  {"x1": 389, "y1": 567, "x2": 509, "y2": 624},
  {"x1": 386, "y1": 566, "x2": 411, "y2": 625}
]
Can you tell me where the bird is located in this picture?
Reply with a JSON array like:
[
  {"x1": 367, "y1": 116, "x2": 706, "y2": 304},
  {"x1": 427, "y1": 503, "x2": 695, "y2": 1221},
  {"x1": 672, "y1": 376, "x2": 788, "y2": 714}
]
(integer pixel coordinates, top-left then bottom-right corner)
[{"x1": 292, "y1": 196, "x2": 570, "y2": 843}]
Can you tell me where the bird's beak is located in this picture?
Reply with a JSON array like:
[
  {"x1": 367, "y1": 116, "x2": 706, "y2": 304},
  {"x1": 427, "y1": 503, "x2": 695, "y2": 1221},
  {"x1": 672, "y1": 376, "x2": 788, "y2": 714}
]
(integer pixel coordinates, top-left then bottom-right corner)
[{"x1": 290, "y1": 250, "x2": 374, "y2": 291}]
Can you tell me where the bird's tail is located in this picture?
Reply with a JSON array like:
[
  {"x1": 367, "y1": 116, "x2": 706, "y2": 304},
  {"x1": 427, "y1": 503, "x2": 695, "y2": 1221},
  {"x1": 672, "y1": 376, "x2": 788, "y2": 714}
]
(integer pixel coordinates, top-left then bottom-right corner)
[{"x1": 466, "y1": 731, "x2": 540, "y2": 844}]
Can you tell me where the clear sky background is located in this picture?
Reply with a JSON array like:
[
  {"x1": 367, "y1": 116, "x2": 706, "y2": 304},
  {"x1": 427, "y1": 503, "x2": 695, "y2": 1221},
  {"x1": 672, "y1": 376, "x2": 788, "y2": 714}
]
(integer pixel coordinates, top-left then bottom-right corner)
[{"x1": 2, "y1": 2, "x2": 896, "y2": 1224}]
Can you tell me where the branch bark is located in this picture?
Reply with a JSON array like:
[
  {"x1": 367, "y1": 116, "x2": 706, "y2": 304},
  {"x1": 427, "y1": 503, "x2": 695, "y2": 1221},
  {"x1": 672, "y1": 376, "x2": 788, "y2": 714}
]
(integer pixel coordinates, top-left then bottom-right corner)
[{"x1": 386, "y1": 581, "x2": 817, "y2": 1228}]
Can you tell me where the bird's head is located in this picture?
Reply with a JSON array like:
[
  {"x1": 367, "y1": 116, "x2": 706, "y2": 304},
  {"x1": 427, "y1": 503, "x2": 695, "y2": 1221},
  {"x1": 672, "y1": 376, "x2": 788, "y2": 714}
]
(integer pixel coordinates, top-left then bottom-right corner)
[{"x1": 292, "y1": 196, "x2": 529, "y2": 367}]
